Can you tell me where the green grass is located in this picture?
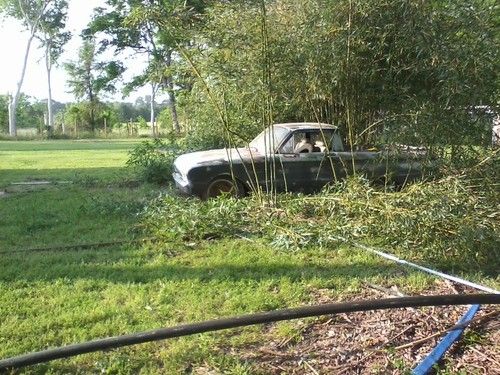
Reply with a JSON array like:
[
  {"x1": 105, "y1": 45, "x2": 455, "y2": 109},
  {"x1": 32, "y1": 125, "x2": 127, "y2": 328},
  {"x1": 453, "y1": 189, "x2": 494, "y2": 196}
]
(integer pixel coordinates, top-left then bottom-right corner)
[
  {"x1": 0, "y1": 139, "x2": 141, "y2": 186},
  {"x1": 0, "y1": 186, "x2": 152, "y2": 251},
  {"x1": 0, "y1": 139, "x2": 150, "y2": 251},
  {"x1": 0, "y1": 139, "x2": 493, "y2": 374},
  {"x1": 0, "y1": 240, "x2": 434, "y2": 373}
]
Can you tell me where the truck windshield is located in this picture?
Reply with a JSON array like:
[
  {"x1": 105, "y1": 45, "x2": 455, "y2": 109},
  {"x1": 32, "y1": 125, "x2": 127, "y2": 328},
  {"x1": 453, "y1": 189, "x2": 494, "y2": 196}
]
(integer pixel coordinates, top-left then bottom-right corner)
[{"x1": 249, "y1": 126, "x2": 290, "y2": 154}]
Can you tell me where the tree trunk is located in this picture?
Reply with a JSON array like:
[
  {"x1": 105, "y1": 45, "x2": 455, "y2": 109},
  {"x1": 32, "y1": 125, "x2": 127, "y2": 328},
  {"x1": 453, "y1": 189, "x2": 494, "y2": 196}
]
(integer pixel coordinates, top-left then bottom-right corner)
[
  {"x1": 89, "y1": 97, "x2": 96, "y2": 133},
  {"x1": 10, "y1": 33, "x2": 37, "y2": 136},
  {"x1": 87, "y1": 69, "x2": 96, "y2": 132},
  {"x1": 8, "y1": 0, "x2": 51, "y2": 136},
  {"x1": 45, "y1": 42, "x2": 54, "y2": 136},
  {"x1": 8, "y1": 97, "x2": 15, "y2": 136},
  {"x1": 165, "y1": 50, "x2": 180, "y2": 133},
  {"x1": 150, "y1": 83, "x2": 156, "y2": 137},
  {"x1": 168, "y1": 88, "x2": 179, "y2": 133}
]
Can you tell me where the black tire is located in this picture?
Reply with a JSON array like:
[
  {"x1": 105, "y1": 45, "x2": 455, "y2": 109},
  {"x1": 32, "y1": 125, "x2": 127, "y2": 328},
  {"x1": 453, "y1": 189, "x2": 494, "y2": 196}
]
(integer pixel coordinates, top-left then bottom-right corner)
[{"x1": 204, "y1": 177, "x2": 244, "y2": 199}]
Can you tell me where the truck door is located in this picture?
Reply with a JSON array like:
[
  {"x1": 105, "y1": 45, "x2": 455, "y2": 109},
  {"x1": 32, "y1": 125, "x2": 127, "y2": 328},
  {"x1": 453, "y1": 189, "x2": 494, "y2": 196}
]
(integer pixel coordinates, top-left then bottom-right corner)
[
  {"x1": 277, "y1": 130, "x2": 328, "y2": 193},
  {"x1": 333, "y1": 151, "x2": 387, "y2": 182},
  {"x1": 317, "y1": 131, "x2": 346, "y2": 186}
]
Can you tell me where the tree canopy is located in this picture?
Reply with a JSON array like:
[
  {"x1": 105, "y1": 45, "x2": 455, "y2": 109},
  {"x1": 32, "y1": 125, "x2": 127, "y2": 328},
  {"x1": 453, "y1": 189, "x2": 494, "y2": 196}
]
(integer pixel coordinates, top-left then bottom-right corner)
[
  {"x1": 64, "y1": 39, "x2": 124, "y2": 131},
  {"x1": 1, "y1": 0, "x2": 498, "y2": 144}
]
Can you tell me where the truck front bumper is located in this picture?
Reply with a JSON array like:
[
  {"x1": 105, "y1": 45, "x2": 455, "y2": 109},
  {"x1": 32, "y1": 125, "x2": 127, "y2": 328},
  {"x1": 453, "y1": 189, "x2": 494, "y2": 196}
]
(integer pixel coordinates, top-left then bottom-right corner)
[{"x1": 173, "y1": 172, "x2": 193, "y2": 195}]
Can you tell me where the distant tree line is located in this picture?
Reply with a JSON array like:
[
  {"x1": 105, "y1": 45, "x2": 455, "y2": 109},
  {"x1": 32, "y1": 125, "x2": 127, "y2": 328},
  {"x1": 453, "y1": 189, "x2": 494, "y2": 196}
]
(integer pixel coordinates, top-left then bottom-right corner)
[
  {"x1": 57, "y1": 96, "x2": 169, "y2": 136},
  {"x1": 0, "y1": 93, "x2": 168, "y2": 135},
  {"x1": 0, "y1": 94, "x2": 52, "y2": 132},
  {"x1": 0, "y1": 0, "x2": 72, "y2": 136}
]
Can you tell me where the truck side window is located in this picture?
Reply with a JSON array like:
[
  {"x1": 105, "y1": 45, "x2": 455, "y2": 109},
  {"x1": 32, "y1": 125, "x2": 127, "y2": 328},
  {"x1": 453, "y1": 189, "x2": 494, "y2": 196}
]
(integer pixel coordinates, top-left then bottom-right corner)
[
  {"x1": 279, "y1": 131, "x2": 311, "y2": 153},
  {"x1": 279, "y1": 134, "x2": 295, "y2": 153},
  {"x1": 309, "y1": 131, "x2": 330, "y2": 152},
  {"x1": 279, "y1": 130, "x2": 343, "y2": 153}
]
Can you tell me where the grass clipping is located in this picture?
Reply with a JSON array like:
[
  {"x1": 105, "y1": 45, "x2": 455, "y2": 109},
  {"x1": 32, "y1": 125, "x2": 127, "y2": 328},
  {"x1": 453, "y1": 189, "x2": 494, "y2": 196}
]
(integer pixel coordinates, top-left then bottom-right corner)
[{"x1": 141, "y1": 165, "x2": 499, "y2": 274}]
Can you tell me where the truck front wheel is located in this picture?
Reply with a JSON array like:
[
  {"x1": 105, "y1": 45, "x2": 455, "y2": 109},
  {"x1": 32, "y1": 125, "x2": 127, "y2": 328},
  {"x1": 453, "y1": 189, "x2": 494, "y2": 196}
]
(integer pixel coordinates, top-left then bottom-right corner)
[{"x1": 204, "y1": 177, "x2": 244, "y2": 199}]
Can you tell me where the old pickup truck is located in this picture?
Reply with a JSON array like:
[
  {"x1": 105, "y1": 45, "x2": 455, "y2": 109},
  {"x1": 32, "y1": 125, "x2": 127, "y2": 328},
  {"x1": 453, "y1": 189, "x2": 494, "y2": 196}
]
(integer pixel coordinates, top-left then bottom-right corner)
[{"x1": 173, "y1": 123, "x2": 422, "y2": 198}]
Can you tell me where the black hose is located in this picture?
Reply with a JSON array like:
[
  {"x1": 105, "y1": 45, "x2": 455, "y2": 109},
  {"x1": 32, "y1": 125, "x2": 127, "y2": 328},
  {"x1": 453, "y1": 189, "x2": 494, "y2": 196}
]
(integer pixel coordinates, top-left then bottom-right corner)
[{"x1": 1, "y1": 294, "x2": 498, "y2": 371}]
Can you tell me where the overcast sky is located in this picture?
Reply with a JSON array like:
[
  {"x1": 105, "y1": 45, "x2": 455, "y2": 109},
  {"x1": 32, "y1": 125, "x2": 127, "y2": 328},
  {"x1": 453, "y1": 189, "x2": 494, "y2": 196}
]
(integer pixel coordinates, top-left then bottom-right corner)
[{"x1": 0, "y1": 0, "x2": 149, "y2": 103}]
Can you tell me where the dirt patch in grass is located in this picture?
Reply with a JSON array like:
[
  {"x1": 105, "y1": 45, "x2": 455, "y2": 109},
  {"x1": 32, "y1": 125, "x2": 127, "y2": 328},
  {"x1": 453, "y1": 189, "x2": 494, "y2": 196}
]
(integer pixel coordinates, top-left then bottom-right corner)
[
  {"x1": 3, "y1": 183, "x2": 60, "y2": 195},
  {"x1": 230, "y1": 281, "x2": 499, "y2": 374},
  {"x1": 11, "y1": 180, "x2": 56, "y2": 185}
]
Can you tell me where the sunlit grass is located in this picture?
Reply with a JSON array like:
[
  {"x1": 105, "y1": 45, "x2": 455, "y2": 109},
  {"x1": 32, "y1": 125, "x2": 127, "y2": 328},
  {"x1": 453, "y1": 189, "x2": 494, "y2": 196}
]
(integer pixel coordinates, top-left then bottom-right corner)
[{"x1": 0, "y1": 139, "x2": 142, "y2": 186}]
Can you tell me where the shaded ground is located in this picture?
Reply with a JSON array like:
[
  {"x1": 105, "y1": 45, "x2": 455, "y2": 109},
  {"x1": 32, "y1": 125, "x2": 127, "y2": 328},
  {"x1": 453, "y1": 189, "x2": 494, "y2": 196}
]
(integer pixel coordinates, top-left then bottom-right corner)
[{"x1": 227, "y1": 281, "x2": 499, "y2": 374}]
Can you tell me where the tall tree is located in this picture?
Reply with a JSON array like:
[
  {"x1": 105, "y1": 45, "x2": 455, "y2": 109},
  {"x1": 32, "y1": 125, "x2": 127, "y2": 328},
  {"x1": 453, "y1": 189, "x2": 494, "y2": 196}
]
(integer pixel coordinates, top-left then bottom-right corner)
[
  {"x1": 36, "y1": 0, "x2": 70, "y2": 134},
  {"x1": 0, "y1": 0, "x2": 53, "y2": 136},
  {"x1": 65, "y1": 39, "x2": 124, "y2": 132},
  {"x1": 88, "y1": 0, "x2": 208, "y2": 133}
]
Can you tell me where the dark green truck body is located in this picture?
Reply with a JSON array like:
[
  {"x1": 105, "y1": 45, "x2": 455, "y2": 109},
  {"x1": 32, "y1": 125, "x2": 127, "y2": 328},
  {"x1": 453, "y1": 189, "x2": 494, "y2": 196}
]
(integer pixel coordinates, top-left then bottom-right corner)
[{"x1": 173, "y1": 123, "x2": 422, "y2": 198}]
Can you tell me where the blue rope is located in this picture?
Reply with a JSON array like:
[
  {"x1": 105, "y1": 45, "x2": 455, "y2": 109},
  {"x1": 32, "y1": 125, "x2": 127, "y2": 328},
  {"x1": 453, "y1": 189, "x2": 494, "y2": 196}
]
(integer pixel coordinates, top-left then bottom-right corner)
[{"x1": 412, "y1": 304, "x2": 481, "y2": 375}]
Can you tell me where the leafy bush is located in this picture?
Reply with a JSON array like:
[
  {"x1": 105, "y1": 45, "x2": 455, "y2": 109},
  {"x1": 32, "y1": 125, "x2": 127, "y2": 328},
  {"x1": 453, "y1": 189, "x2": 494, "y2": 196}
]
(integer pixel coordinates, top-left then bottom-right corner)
[
  {"x1": 139, "y1": 195, "x2": 253, "y2": 242},
  {"x1": 48, "y1": 133, "x2": 73, "y2": 140},
  {"x1": 127, "y1": 138, "x2": 182, "y2": 184},
  {"x1": 140, "y1": 154, "x2": 499, "y2": 273}
]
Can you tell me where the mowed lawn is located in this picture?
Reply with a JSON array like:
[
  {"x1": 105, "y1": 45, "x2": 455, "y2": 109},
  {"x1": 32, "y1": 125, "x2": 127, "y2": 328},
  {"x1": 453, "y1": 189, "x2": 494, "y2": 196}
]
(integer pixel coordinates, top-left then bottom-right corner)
[
  {"x1": 0, "y1": 139, "x2": 141, "y2": 186},
  {"x1": 0, "y1": 139, "x2": 438, "y2": 373},
  {"x1": 0, "y1": 139, "x2": 145, "y2": 250}
]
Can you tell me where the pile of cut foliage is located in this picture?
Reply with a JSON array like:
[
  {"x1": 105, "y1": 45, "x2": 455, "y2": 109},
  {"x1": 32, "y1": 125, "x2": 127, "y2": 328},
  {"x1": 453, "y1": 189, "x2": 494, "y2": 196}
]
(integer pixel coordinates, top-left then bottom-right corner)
[{"x1": 140, "y1": 152, "x2": 499, "y2": 274}]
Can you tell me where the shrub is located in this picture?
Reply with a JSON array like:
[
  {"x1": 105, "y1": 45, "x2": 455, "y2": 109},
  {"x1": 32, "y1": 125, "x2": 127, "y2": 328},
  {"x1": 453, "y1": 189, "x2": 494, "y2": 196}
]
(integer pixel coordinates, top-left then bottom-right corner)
[
  {"x1": 139, "y1": 195, "x2": 252, "y2": 242},
  {"x1": 127, "y1": 138, "x2": 182, "y2": 184}
]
